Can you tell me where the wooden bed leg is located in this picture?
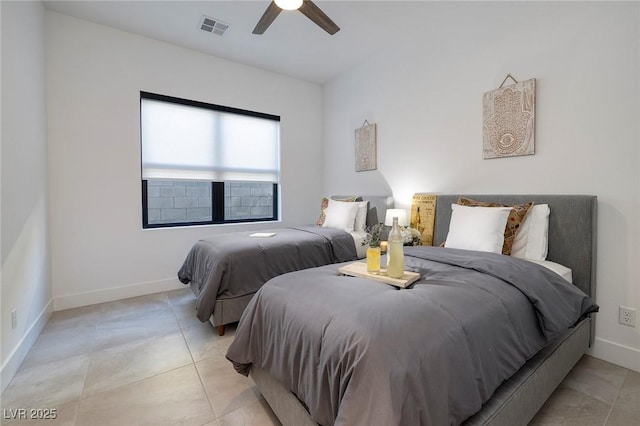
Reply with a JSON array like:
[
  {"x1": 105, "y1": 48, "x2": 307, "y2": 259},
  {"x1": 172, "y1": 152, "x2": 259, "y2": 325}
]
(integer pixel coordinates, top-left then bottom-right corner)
[{"x1": 218, "y1": 325, "x2": 225, "y2": 336}]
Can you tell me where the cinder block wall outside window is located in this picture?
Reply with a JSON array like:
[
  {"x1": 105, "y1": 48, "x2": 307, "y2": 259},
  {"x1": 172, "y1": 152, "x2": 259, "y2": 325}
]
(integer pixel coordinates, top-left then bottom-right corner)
[
  {"x1": 224, "y1": 182, "x2": 273, "y2": 220},
  {"x1": 147, "y1": 180, "x2": 211, "y2": 224},
  {"x1": 147, "y1": 180, "x2": 273, "y2": 224}
]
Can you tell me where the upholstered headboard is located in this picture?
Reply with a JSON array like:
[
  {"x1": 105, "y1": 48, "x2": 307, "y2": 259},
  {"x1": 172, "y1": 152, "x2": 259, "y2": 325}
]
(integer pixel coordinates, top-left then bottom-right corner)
[
  {"x1": 363, "y1": 195, "x2": 394, "y2": 227},
  {"x1": 433, "y1": 195, "x2": 597, "y2": 301}
]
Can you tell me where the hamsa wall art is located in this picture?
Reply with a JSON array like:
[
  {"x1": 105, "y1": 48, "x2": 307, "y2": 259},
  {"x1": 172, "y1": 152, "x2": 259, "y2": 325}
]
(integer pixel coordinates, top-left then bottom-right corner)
[{"x1": 482, "y1": 78, "x2": 536, "y2": 159}]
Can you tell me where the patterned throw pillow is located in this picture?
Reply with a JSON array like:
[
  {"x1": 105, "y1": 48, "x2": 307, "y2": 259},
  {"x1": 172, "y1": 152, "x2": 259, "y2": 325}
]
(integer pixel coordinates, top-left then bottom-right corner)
[
  {"x1": 456, "y1": 197, "x2": 533, "y2": 255},
  {"x1": 316, "y1": 196, "x2": 358, "y2": 226}
]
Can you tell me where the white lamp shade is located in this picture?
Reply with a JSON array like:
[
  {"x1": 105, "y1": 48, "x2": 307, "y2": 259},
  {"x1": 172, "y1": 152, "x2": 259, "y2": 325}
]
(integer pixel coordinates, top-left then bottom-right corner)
[
  {"x1": 385, "y1": 209, "x2": 408, "y2": 227},
  {"x1": 275, "y1": 0, "x2": 303, "y2": 10}
]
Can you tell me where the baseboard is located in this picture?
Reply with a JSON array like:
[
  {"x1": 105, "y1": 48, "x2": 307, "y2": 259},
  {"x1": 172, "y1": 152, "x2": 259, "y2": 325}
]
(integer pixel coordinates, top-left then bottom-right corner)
[
  {"x1": 588, "y1": 337, "x2": 640, "y2": 373},
  {"x1": 53, "y1": 278, "x2": 184, "y2": 311},
  {"x1": 1, "y1": 299, "x2": 53, "y2": 394}
]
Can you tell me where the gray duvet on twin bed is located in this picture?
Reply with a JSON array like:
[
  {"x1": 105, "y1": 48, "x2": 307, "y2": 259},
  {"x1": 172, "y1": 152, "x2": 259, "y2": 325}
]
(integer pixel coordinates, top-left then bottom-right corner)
[
  {"x1": 177, "y1": 225, "x2": 358, "y2": 322},
  {"x1": 226, "y1": 246, "x2": 598, "y2": 426}
]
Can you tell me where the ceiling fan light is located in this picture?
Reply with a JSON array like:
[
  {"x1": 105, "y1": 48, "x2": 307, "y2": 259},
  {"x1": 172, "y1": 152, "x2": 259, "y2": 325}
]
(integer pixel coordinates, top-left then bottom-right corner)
[{"x1": 274, "y1": 0, "x2": 303, "y2": 11}]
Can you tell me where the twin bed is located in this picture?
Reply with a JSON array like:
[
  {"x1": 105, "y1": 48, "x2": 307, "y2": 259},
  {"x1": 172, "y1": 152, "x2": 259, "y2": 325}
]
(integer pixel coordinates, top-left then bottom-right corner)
[
  {"x1": 220, "y1": 194, "x2": 598, "y2": 425},
  {"x1": 178, "y1": 196, "x2": 393, "y2": 335}
]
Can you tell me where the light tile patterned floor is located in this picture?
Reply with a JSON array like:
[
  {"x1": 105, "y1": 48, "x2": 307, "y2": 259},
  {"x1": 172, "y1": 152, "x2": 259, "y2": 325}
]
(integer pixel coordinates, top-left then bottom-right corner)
[{"x1": 1, "y1": 289, "x2": 637, "y2": 425}]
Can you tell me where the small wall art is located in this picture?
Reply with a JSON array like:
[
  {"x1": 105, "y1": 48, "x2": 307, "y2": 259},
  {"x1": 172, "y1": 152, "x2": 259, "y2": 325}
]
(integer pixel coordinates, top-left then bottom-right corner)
[
  {"x1": 482, "y1": 75, "x2": 536, "y2": 159},
  {"x1": 355, "y1": 120, "x2": 377, "y2": 172}
]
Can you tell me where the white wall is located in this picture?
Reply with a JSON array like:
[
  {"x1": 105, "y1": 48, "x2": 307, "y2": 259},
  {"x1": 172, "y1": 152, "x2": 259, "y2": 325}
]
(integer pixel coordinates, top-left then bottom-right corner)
[
  {"x1": 323, "y1": 2, "x2": 640, "y2": 372},
  {"x1": 1, "y1": 1, "x2": 52, "y2": 392},
  {"x1": 45, "y1": 11, "x2": 323, "y2": 309}
]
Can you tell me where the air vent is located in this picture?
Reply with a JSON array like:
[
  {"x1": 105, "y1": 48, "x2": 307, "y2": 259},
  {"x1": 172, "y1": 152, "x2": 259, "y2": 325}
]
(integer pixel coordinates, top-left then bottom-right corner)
[{"x1": 199, "y1": 15, "x2": 230, "y2": 36}]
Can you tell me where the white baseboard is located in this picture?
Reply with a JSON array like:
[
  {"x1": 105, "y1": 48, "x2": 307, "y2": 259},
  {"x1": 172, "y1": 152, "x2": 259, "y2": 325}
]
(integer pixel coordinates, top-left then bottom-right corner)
[
  {"x1": 1, "y1": 299, "x2": 53, "y2": 394},
  {"x1": 588, "y1": 337, "x2": 640, "y2": 373},
  {"x1": 53, "y1": 278, "x2": 184, "y2": 311}
]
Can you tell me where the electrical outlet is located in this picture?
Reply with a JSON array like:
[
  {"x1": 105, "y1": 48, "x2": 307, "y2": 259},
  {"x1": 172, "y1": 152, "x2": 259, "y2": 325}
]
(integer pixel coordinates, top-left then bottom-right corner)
[
  {"x1": 618, "y1": 306, "x2": 636, "y2": 327},
  {"x1": 11, "y1": 309, "x2": 17, "y2": 330}
]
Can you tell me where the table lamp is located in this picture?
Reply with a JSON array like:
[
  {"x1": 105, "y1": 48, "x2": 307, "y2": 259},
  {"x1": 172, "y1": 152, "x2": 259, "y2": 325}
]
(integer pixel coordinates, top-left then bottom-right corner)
[{"x1": 384, "y1": 209, "x2": 408, "y2": 227}]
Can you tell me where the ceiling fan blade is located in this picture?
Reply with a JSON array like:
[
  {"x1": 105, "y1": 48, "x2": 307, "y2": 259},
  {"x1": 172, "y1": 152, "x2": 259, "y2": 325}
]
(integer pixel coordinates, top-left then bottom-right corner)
[
  {"x1": 299, "y1": 0, "x2": 340, "y2": 35},
  {"x1": 253, "y1": 1, "x2": 282, "y2": 34}
]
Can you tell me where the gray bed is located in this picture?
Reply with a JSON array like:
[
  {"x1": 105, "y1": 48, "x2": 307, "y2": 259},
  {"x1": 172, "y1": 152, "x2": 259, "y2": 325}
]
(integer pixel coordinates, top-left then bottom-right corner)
[
  {"x1": 227, "y1": 194, "x2": 598, "y2": 425},
  {"x1": 178, "y1": 195, "x2": 393, "y2": 335}
]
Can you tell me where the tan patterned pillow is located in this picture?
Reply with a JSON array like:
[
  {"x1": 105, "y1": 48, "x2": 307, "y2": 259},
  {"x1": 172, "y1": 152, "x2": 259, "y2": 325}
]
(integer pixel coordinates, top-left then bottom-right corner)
[
  {"x1": 316, "y1": 196, "x2": 358, "y2": 226},
  {"x1": 457, "y1": 197, "x2": 533, "y2": 255}
]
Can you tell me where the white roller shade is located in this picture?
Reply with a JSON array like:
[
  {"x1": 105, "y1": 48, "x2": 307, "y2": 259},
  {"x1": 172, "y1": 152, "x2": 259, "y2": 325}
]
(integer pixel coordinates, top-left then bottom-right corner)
[{"x1": 141, "y1": 98, "x2": 280, "y2": 182}]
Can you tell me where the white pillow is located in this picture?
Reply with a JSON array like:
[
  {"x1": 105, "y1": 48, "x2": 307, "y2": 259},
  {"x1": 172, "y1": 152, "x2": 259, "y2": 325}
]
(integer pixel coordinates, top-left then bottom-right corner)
[
  {"x1": 353, "y1": 201, "x2": 369, "y2": 232},
  {"x1": 322, "y1": 199, "x2": 360, "y2": 232},
  {"x1": 511, "y1": 204, "x2": 550, "y2": 261},
  {"x1": 444, "y1": 204, "x2": 512, "y2": 254}
]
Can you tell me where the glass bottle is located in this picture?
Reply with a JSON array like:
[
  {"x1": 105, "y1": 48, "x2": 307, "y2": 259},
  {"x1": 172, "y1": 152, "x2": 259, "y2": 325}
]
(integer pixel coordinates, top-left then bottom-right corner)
[{"x1": 387, "y1": 217, "x2": 405, "y2": 279}]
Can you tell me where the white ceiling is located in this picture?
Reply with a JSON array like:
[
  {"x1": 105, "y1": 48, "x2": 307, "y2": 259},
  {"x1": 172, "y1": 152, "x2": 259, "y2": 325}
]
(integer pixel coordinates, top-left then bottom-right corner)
[{"x1": 44, "y1": 0, "x2": 430, "y2": 84}]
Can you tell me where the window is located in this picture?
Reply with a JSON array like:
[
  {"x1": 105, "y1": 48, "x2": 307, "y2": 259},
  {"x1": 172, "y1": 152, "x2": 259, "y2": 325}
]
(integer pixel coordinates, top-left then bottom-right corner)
[{"x1": 140, "y1": 92, "x2": 280, "y2": 228}]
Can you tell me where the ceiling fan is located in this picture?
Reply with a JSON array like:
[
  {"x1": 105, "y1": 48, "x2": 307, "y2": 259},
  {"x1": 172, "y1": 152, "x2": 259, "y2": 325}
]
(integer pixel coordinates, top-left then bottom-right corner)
[{"x1": 253, "y1": 0, "x2": 340, "y2": 35}]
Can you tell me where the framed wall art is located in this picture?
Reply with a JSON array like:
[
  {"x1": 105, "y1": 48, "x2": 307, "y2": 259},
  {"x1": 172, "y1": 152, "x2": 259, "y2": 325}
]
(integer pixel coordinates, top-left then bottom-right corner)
[{"x1": 482, "y1": 75, "x2": 536, "y2": 159}]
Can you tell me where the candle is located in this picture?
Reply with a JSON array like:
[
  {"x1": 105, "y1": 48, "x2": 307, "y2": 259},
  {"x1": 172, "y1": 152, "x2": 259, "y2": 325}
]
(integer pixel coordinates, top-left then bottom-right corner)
[{"x1": 380, "y1": 241, "x2": 388, "y2": 253}]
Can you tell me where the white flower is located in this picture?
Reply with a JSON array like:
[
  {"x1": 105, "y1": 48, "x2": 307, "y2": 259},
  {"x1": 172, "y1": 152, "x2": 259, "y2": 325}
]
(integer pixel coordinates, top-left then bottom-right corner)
[{"x1": 400, "y1": 226, "x2": 422, "y2": 245}]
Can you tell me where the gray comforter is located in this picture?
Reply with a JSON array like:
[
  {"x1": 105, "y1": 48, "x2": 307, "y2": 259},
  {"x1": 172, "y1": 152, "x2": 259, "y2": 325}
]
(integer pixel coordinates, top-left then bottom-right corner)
[
  {"x1": 226, "y1": 246, "x2": 598, "y2": 426},
  {"x1": 178, "y1": 225, "x2": 357, "y2": 321}
]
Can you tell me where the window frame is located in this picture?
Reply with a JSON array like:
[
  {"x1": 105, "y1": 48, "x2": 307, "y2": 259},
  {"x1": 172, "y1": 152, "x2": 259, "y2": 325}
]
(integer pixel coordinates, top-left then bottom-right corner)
[{"x1": 140, "y1": 92, "x2": 280, "y2": 229}]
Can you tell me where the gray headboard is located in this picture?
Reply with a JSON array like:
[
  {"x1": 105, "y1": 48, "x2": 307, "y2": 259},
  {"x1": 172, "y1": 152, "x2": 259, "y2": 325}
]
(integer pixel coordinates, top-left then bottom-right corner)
[{"x1": 434, "y1": 195, "x2": 597, "y2": 300}]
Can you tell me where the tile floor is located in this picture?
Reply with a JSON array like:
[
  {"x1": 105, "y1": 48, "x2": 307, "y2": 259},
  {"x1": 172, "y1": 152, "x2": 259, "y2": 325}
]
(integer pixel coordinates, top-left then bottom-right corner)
[{"x1": 1, "y1": 289, "x2": 638, "y2": 426}]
